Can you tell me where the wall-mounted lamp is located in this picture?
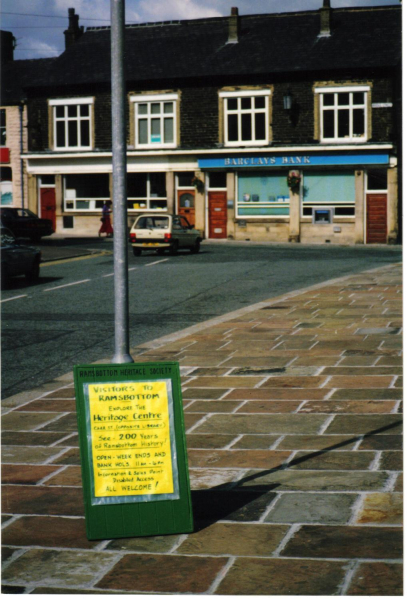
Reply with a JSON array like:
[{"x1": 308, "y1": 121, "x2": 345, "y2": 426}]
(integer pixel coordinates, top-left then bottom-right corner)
[{"x1": 283, "y1": 90, "x2": 293, "y2": 111}]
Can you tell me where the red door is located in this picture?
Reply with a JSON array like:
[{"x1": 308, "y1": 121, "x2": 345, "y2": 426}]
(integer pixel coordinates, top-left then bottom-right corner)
[
  {"x1": 177, "y1": 190, "x2": 195, "y2": 227},
  {"x1": 40, "y1": 188, "x2": 56, "y2": 231},
  {"x1": 209, "y1": 191, "x2": 227, "y2": 239},
  {"x1": 366, "y1": 194, "x2": 387, "y2": 244}
]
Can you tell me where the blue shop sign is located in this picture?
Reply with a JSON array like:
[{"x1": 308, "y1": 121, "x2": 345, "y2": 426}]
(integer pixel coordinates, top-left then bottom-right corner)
[{"x1": 198, "y1": 152, "x2": 389, "y2": 169}]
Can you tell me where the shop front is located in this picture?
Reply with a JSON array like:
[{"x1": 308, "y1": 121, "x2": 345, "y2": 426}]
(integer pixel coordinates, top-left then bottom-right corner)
[{"x1": 199, "y1": 149, "x2": 397, "y2": 244}]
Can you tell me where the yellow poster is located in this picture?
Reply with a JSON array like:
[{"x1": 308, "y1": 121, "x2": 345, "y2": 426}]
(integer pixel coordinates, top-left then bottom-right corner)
[{"x1": 87, "y1": 381, "x2": 174, "y2": 498}]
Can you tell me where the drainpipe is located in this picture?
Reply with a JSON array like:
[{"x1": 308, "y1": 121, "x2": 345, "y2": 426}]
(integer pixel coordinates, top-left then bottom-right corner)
[{"x1": 19, "y1": 103, "x2": 24, "y2": 208}]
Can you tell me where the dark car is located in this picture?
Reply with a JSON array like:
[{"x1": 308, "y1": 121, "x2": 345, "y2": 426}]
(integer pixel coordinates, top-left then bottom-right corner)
[
  {"x1": 0, "y1": 208, "x2": 54, "y2": 242},
  {"x1": 1, "y1": 227, "x2": 41, "y2": 285}
]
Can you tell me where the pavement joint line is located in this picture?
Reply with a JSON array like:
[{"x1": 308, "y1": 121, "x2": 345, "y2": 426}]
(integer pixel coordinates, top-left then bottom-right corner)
[
  {"x1": 368, "y1": 451, "x2": 382, "y2": 471},
  {"x1": 383, "y1": 472, "x2": 399, "y2": 492},
  {"x1": 269, "y1": 435, "x2": 285, "y2": 450},
  {"x1": 320, "y1": 375, "x2": 333, "y2": 388},
  {"x1": 294, "y1": 400, "x2": 308, "y2": 413},
  {"x1": 29, "y1": 412, "x2": 68, "y2": 432},
  {"x1": 389, "y1": 375, "x2": 398, "y2": 388},
  {"x1": 49, "y1": 432, "x2": 77, "y2": 447},
  {"x1": 392, "y1": 400, "x2": 402, "y2": 413},
  {"x1": 185, "y1": 413, "x2": 210, "y2": 433},
  {"x1": 338, "y1": 559, "x2": 360, "y2": 596},
  {"x1": 272, "y1": 523, "x2": 301, "y2": 558},
  {"x1": 258, "y1": 492, "x2": 282, "y2": 523},
  {"x1": 207, "y1": 556, "x2": 236, "y2": 595},
  {"x1": 168, "y1": 533, "x2": 189, "y2": 554},
  {"x1": 36, "y1": 465, "x2": 68, "y2": 486},
  {"x1": 231, "y1": 400, "x2": 247, "y2": 414},
  {"x1": 43, "y1": 446, "x2": 72, "y2": 465},
  {"x1": 317, "y1": 414, "x2": 336, "y2": 435}
]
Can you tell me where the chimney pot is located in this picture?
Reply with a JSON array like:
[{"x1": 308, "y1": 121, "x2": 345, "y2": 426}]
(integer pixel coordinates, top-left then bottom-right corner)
[
  {"x1": 64, "y1": 8, "x2": 83, "y2": 50},
  {"x1": 228, "y1": 6, "x2": 239, "y2": 44}
]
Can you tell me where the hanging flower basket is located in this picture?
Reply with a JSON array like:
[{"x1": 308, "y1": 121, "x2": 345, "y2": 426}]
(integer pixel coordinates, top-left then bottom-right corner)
[
  {"x1": 287, "y1": 171, "x2": 301, "y2": 191},
  {"x1": 191, "y1": 176, "x2": 205, "y2": 194}
]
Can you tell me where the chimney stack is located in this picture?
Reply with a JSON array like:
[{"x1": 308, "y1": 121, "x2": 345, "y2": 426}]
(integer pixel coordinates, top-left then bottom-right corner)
[
  {"x1": 0, "y1": 31, "x2": 16, "y2": 62},
  {"x1": 228, "y1": 7, "x2": 239, "y2": 44},
  {"x1": 64, "y1": 8, "x2": 84, "y2": 49},
  {"x1": 319, "y1": 0, "x2": 331, "y2": 37}
]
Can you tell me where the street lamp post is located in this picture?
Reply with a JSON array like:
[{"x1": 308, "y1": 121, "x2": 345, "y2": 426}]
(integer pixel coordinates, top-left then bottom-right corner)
[{"x1": 111, "y1": 0, "x2": 133, "y2": 364}]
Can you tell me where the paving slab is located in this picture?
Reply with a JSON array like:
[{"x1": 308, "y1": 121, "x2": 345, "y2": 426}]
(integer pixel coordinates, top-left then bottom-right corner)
[{"x1": 1, "y1": 262, "x2": 402, "y2": 595}]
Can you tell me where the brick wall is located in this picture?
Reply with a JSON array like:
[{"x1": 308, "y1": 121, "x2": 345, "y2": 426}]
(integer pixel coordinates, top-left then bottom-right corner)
[{"x1": 26, "y1": 74, "x2": 396, "y2": 152}]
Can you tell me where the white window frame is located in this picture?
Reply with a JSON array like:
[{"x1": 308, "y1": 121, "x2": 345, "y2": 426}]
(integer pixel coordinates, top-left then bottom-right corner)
[
  {"x1": 316, "y1": 86, "x2": 369, "y2": 144},
  {"x1": 220, "y1": 90, "x2": 270, "y2": 147},
  {"x1": 131, "y1": 93, "x2": 178, "y2": 149},
  {"x1": 128, "y1": 173, "x2": 167, "y2": 212},
  {"x1": 50, "y1": 98, "x2": 93, "y2": 151}
]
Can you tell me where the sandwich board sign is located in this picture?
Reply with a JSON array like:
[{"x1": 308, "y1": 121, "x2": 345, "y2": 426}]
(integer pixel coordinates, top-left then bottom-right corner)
[{"x1": 74, "y1": 361, "x2": 193, "y2": 540}]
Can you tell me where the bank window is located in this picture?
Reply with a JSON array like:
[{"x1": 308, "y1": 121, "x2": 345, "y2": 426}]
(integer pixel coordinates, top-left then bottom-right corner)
[
  {"x1": 128, "y1": 173, "x2": 167, "y2": 211},
  {"x1": 131, "y1": 94, "x2": 177, "y2": 149},
  {"x1": 237, "y1": 173, "x2": 289, "y2": 217},
  {"x1": 0, "y1": 167, "x2": 12, "y2": 206},
  {"x1": 0, "y1": 109, "x2": 6, "y2": 146},
  {"x1": 220, "y1": 90, "x2": 270, "y2": 147},
  {"x1": 50, "y1": 98, "x2": 93, "y2": 150},
  {"x1": 316, "y1": 86, "x2": 369, "y2": 143},
  {"x1": 64, "y1": 174, "x2": 109, "y2": 211},
  {"x1": 303, "y1": 171, "x2": 355, "y2": 218}
]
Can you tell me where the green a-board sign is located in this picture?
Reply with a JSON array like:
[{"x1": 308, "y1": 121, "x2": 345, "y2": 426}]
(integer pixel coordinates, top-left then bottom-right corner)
[{"x1": 74, "y1": 362, "x2": 193, "y2": 540}]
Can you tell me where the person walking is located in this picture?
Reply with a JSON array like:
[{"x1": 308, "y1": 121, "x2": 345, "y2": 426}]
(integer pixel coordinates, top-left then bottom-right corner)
[{"x1": 99, "y1": 200, "x2": 113, "y2": 237}]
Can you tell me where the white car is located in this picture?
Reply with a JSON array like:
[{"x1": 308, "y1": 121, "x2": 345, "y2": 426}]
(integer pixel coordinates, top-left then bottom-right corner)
[{"x1": 129, "y1": 214, "x2": 201, "y2": 256}]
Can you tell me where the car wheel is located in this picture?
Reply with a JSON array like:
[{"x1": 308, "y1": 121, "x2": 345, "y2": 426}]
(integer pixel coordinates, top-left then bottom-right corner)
[
  {"x1": 132, "y1": 247, "x2": 142, "y2": 256},
  {"x1": 169, "y1": 241, "x2": 178, "y2": 255},
  {"x1": 25, "y1": 259, "x2": 40, "y2": 282},
  {"x1": 190, "y1": 239, "x2": 201, "y2": 254}
]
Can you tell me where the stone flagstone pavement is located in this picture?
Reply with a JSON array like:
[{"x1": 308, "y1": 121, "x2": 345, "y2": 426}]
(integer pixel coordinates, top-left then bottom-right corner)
[{"x1": 2, "y1": 263, "x2": 403, "y2": 595}]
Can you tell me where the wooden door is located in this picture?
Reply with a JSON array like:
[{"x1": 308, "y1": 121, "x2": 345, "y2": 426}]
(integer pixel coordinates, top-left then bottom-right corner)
[
  {"x1": 366, "y1": 194, "x2": 387, "y2": 244},
  {"x1": 208, "y1": 191, "x2": 227, "y2": 239},
  {"x1": 40, "y1": 187, "x2": 56, "y2": 230},
  {"x1": 177, "y1": 190, "x2": 195, "y2": 227}
]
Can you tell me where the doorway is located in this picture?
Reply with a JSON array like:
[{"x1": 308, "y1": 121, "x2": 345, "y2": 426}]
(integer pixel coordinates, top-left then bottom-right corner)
[
  {"x1": 366, "y1": 194, "x2": 387, "y2": 244},
  {"x1": 208, "y1": 191, "x2": 227, "y2": 238}
]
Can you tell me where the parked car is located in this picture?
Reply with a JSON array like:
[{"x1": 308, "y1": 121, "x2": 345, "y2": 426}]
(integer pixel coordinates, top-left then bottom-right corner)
[
  {"x1": 0, "y1": 208, "x2": 54, "y2": 242},
  {"x1": 1, "y1": 227, "x2": 41, "y2": 285},
  {"x1": 129, "y1": 214, "x2": 201, "y2": 256}
]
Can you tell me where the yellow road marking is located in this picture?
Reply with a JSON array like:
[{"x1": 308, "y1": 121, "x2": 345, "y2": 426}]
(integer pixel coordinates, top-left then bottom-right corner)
[{"x1": 41, "y1": 251, "x2": 112, "y2": 267}]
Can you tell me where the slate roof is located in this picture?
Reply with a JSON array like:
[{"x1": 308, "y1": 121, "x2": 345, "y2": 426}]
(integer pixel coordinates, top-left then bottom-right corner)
[
  {"x1": 1, "y1": 57, "x2": 57, "y2": 104},
  {"x1": 26, "y1": 5, "x2": 402, "y2": 90}
]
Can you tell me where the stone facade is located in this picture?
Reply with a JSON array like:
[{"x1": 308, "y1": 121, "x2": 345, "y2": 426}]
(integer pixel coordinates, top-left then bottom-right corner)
[{"x1": 1, "y1": 105, "x2": 29, "y2": 210}]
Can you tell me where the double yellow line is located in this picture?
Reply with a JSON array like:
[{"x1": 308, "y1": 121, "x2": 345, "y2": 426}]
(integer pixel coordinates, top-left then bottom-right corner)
[{"x1": 41, "y1": 250, "x2": 113, "y2": 267}]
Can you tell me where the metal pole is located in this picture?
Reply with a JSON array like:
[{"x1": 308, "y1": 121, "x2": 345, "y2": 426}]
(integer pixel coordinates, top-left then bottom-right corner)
[{"x1": 111, "y1": 0, "x2": 133, "y2": 364}]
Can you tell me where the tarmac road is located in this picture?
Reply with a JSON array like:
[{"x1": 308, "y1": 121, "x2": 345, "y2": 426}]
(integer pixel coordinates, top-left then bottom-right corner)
[{"x1": 1, "y1": 240, "x2": 401, "y2": 399}]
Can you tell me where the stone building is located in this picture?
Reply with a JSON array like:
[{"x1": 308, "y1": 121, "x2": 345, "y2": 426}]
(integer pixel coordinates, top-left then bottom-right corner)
[
  {"x1": 0, "y1": 31, "x2": 56, "y2": 213},
  {"x1": 20, "y1": 2, "x2": 401, "y2": 243}
]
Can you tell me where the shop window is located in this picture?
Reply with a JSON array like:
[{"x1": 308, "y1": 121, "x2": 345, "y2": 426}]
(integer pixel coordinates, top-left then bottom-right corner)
[
  {"x1": 131, "y1": 94, "x2": 178, "y2": 149},
  {"x1": 208, "y1": 172, "x2": 227, "y2": 189},
  {"x1": 0, "y1": 166, "x2": 12, "y2": 205},
  {"x1": 127, "y1": 172, "x2": 167, "y2": 211},
  {"x1": 0, "y1": 109, "x2": 6, "y2": 146},
  {"x1": 64, "y1": 173, "x2": 109, "y2": 211},
  {"x1": 366, "y1": 169, "x2": 387, "y2": 191},
  {"x1": 237, "y1": 173, "x2": 289, "y2": 217},
  {"x1": 220, "y1": 90, "x2": 270, "y2": 147},
  {"x1": 50, "y1": 98, "x2": 93, "y2": 150},
  {"x1": 316, "y1": 86, "x2": 369, "y2": 143},
  {"x1": 303, "y1": 171, "x2": 355, "y2": 218}
]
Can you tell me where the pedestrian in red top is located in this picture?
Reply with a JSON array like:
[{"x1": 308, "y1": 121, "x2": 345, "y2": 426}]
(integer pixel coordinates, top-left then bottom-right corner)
[{"x1": 99, "y1": 200, "x2": 113, "y2": 237}]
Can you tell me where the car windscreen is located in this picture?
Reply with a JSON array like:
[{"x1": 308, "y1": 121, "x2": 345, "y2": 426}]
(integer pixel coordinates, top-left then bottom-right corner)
[{"x1": 135, "y1": 217, "x2": 169, "y2": 229}]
